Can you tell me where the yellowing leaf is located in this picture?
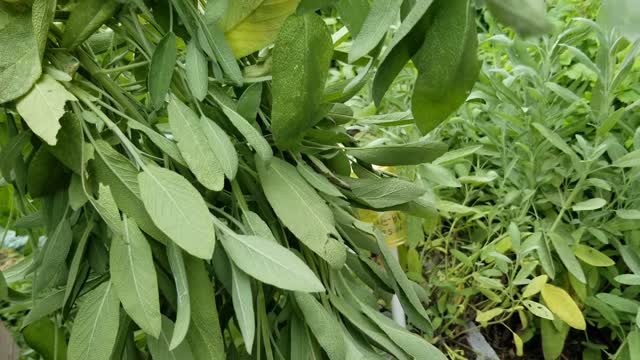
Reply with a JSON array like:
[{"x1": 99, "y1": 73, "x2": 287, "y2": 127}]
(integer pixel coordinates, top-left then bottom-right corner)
[
  {"x1": 224, "y1": 0, "x2": 299, "y2": 58},
  {"x1": 475, "y1": 308, "x2": 504, "y2": 324},
  {"x1": 16, "y1": 75, "x2": 76, "y2": 145},
  {"x1": 574, "y1": 244, "x2": 615, "y2": 267},
  {"x1": 512, "y1": 331, "x2": 524, "y2": 357},
  {"x1": 522, "y1": 275, "x2": 548, "y2": 298},
  {"x1": 541, "y1": 284, "x2": 586, "y2": 330},
  {"x1": 522, "y1": 300, "x2": 554, "y2": 320}
]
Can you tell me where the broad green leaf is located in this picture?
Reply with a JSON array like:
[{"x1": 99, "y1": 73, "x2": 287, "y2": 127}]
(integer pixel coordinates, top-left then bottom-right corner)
[
  {"x1": 420, "y1": 164, "x2": 460, "y2": 188},
  {"x1": 67, "y1": 281, "x2": 120, "y2": 360},
  {"x1": 242, "y1": 210, "x2": 277, "y2": 243},
  {"x1": 348, "y1": 0, "x2": 403, "y2": 63},
  {"x1": 572, "y1": 198, "x2": 606, "y2": 211},
  {"x1": 485, "y1": 0, "x2": 552, "y2": 36},
  {"x1": 147, "y1": 316, "x2": 195, "y2": 360},
  {"x1": 185, "y1": 40, "x2": 209, "y2": 101},
  {"x1": 613, "y1": 149, "x2": 640, "y2": 167},
  {"x1": 433, "y1": 145, "x2": 483, "y2": 165},
  {"x1": 220, "y1": 232, "x2": 324, "y2": 292},
  {"x1": 237, "y1": 83, "x2": 262, "y2": 121},
  {"x1": 411, "y1": 0, "x2": 479, "y2": 134},
  {"x1": 523, "y1": 300, "x2": 554, "y2": 320},
  {"x1": 522, "y1": 275, "x2": 548, "y2": 298},
  {"x1": 184, "y1": 256, "x2": 225, "y2": 360},
  {"x1": 16, "y1": 75, "x2": 76, "y2": 145},
  {"x1": 212, "y1": 94, "x2": 273, "y2": 161},
  {"x1": 32, "y1": 0, "x2": 56, "y2": 58},
  {"x1": 475, "y1": 308, "x2": 504, "y2": 324},
  {"x1": 92, "y1": 140, "x2": 168, "y2": 242},
  {"x1": 46, "y1": 114, "x2": 87, "y2": 175},
  {"x1": 149, "y1": 32, "x2": 177, "y2": 109},
  {"x1": 166, "y1": 242, "x2": 190, "y2": 350},
  {"x1": 335, "y1": 0, "x2": 370, "y2": 36},
  {"x1": 373, "y1": 0, "x2": 435, "y2": 104},
  {"x1": 0, "y1": 4, "x2": 42, "y2": 103},
  {"x1": 541, "y1": 284, "x2": 586, "y2": 330},
  {"x1": 294, "y1": 293, "x2": 346, "y2": 360},
  {"x1": 596, "y1": 293, "x2": 640, "y2": 314},
  {"x1": 574, "y1": 244, "x2": 615, "y2": 267},
  {"x1": 346, "y1": 140, "x2": 447, "y2": 166},
  {"x1": 548, "y1": 232, "x2": 585, "y2": 283},
  {"x1": 219, "y1": 0, "x2": 261, "y2": 30},
  {"x1": 22, "y1": 318, "x2": 67, "y2": 360},
  {"x1": 532, "y1": 123, "x2": 579, "y2": 160},
  {"x1": 168, "y1": 95, "x2": 224, "y2": 191},
  {"x1": 61, "y1": 0, "x2": 120, "y2": 48},
  {"x1": 224, "y1": 0, "x2": 299, "y2": 58},
  {"x1": 110, "y1": 216, "x2": 161, "y2": 337},
  {"x1": 541, "y1": 319, "x2": 569, "y2": 360},
  {"x1": 614, "y1": 274, "x2": 640, "y2": 285},
  {"x1": 231, "y1": 264, "x2": 255, "y2": 353},
  {"x1": 617, "y1": 209, "x2": 640, "y2": 220},
  {"x1": 349, "y1": 177, "x2": 426, "y2": 208},
  {"x1": 258, "y1": 157, "x2": 346, "y2": 268},
  {"x1": 34, "y1": 219, "x2": 73, "y2": 294},
  {"x1": 200, "y1": 115, "x2": 238, "y2": 180},
  {"x1": 271, "y1": 13, "x2": 333, "y2": 149},
  {"x1": 139, "y1": 166, "x2": 216, "y2": 259},
  {"x1": 91, "y1": 184, "x2": 122, "y2": 234},
  {"x1": 127, "y1": 120, "x2": 187, "y2": 166},
  {"x1": 21, "y1": 290, "x2": 64, "y2": 329},
  {"x1": 358, "y1": 303, "x2": 446, "y2": 360},
  {"x1": 296, "y1": 162, "x2": 344, "y2": 198}
]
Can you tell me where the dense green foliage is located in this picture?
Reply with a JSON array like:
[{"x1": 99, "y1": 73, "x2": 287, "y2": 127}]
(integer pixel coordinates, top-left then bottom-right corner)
[{"x1": 1, "y1": 0, "x2": 639, "y2": 359}]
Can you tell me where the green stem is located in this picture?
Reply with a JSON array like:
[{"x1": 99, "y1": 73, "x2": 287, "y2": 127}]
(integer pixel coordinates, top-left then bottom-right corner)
[{"x1": 97, "y1": 61, "x2": 149, "y2": 74}]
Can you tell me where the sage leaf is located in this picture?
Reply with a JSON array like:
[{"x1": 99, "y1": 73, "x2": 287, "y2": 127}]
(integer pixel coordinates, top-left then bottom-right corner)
[
  {"x1": 541, "y1": 284, "x2": 586, "y2": 330},
  {"x1": 348, "y1": 0, "x2": 403, "y2": 63},
  {"x1": 31, "y1": 0, "x2": 56, "y2": 58},
  {"x1": 149, "y1": 32, "x2": 177, "y2": 109},
  {"x1": 139, "y1": 166, "x2": 216, "y2": 259},
  {"x1": 168, "y1": 95, "x2": 224, "y2": 191},
  {"x1": 296, "y1": 162, "x2": 344, "y2": 198},
  {"x1": 411, "y1": 0, "x2": 480, "y2": 134},
  {"x1": 185, "y1": 255, "x2": 225, "y2": 360},
  {"x1": 91, "y1": 184, "x2": 122, "y2": 234},
  {"x1": 272, "y1": 13, "x2": 333, "y2": 149},
  {"x1": 359, "y1": 303, "x2": 446, "y2": 360},
  {"x1": 613, "y1": 149, "x2": 640, "y2": 167},
  {"x1": 258, "y1": 157, "x2": 346, "y2": 268},
  {"x1": 231, "y1": 264, "x2": 255, "y2": 353},
  {"x1": 185, "y1": 40, "x2": 209, "y2": 101},
  {"x1": 61, "y1": 0, "x2": 120, "y2": 49},
  {"x1": 220, "y1": 232, "x2": 324, "y2": 292},
  {"x1": 110, "y1": 216, "x2": 161, "y2": 337},
  {"x1": 345, "y1": 140, "x2": 447, "y2": 166},
  {"x1": 67, "y1": 281, "x2": 120, "y2": 360},
  {"x1": 127, "y1": 120, "x2": 187, "y2": 166},
  {"x1": 224, "y1": 0, "x2": 299, "y2": 58},
  {"x1": 92, "y1": 140, "x2": 167, "y2": 242},
  {"x1": 294, "y1": 293, "x2": 347, "y2": 360},
  {"x1": 523, "y1": 300, "x2": 554, "y2": 320},
  {"x1": 16, "y1": 75, "x2": 76, "y2": 145},
  {"x1": 147, "y1": 316, "x2": 195, "y2": 360},
  {"x1": 200, "y1": 115, "x2": 238, "y2": 180},
  {"x1": 486, "y1": 0, "x2": 552, "y2": 36},
  {"x1": 349, "y1": 177, "x2": 426, "y2": 208},
  {"x1": 33, "y1": 219, "x2": 73, "y2": 294},
  {"x1": 0, "y1": 4, "x2": 42, "y2": 103},
  {"x1": 548, "y1": 232, "x2": 586, "y2": 283},
  {"x1": 242, "y1": 210, "x2": 277, "y2": 243},
  {"x1": 574, "y1": 244, "x2": 615, "y2": 267},
  {"x1": 166, "y1": 242, "x2": 190, "y2": 350}
]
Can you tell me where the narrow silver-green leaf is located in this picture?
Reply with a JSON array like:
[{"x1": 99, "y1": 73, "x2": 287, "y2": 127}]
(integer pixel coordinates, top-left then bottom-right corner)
[
  {"x1": 184, "y1": 255, "x2": 225, "y2": 360},
  {"x1": 485, "y1": 0, "x2": 552, "y2": 36},
  {"x1": 219, "y1": 233, "x2": 325, "y2": 292},
  {"x1": 168, "y1": 95, "x2": 224, "y2": 191},
  {"x1": 127, "y1": 120, "x2": 187, "y2": 166},
  {"x1": 34, "y1": 219, "x2": 73, "y2": 294},
  {"x1": 271, "y1": 13, "x2": 333, "y2": 149},
  {"x1": 186, "y1": 40, "x2": 209, "y2": 101},
  {"x1": 147, "y1": 316, "x2": 195, "y2": 360},
  {"x1": 258, "y1": 157, "x2": 346, "y2": 268},
  {"x1": 200, "y1": 115, "x2": 238, "y2": 180},
  {"x1": 149, "y1": 32, "x2": 177, "y2": 109},
  {"x1": 242, "y1": 210, "x2": 277, "y2": 243},
  {"x1": 296, "y1": 162, "x2": 344, "y2": 198},
  {"x1": 294, "y1": 293, "x2": 346, "y2": 360},
  {"x1": 110, "y1": 216, "x2": 161, "y2": 337},
  {"x1": 346, "y1": 140, "x2": 447, "y2": 166},
  {"x1": 348, "y1": 0, "x2": 403, "y2": 63},
  {"x1": 166, "y1": 241, "x2": 191, "y2": 350},
  {"x1": 139, "y1": 166, "x2": 216, "y2": 259},
  {"x1": 231, "y1": 264, "x2": 255, "y2": 353},
  {"x1": 548, "y1": 232, "x2": 586, "y2": 283},
  {"x1": 67, "y1": 281, "x2": 120, "y2": 360}
]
